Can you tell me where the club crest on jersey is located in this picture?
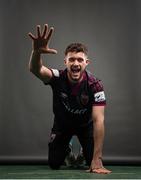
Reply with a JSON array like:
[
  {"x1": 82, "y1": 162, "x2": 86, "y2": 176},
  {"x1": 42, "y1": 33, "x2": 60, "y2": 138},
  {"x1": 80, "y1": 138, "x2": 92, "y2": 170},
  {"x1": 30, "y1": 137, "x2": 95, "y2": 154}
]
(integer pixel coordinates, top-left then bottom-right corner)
[{"x1": 80, "y1": 93, "x2": 89, "y2": 106}]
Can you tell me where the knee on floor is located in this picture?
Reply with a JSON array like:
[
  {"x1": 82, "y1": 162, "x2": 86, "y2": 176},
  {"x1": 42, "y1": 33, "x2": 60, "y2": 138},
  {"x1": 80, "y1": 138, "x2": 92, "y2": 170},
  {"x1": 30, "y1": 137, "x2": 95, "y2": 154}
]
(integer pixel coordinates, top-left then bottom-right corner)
[{"x1": 48, "y1": 160, "x2": 61, "y2": 170}]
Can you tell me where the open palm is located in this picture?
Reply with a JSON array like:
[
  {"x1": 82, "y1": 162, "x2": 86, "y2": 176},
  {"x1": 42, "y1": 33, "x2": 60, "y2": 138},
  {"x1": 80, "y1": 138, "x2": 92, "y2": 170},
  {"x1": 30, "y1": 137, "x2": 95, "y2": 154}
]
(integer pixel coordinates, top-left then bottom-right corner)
[{"x1": 28, "y1": 24, "x2": 57, "y2": 54}]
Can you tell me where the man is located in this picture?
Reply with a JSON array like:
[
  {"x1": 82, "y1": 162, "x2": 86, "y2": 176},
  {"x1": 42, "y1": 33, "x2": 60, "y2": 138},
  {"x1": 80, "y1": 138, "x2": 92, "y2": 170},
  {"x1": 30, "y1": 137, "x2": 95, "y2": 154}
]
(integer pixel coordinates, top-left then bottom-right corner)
[{"x1": 28, "y1": 24, "x2": 111, "y2": 174}]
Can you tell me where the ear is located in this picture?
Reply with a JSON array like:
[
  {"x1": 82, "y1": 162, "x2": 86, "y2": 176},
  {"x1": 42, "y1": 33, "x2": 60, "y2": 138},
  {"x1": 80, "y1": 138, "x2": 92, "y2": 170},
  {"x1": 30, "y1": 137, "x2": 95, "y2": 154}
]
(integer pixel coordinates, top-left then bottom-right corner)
[{"x1": 86, "y1": 59, "x2": 90, "y2": 65}]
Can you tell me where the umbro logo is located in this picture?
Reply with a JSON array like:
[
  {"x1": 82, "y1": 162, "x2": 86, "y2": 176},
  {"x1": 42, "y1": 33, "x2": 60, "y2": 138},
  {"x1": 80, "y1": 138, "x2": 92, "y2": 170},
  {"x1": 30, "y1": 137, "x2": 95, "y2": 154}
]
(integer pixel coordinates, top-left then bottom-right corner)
[
  {"x1": 80, "y1": 93, "x2": 89, "y2": 106},
  {"x1": 60, "y1": 92, "x2": 68, "y2": 99}
]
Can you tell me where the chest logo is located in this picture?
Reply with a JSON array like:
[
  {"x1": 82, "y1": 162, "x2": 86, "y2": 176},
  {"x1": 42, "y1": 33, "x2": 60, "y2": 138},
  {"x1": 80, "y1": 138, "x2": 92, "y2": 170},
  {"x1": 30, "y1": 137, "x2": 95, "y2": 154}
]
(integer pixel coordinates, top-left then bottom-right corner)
[{"x1": 80, "y1": 93, "x2": 89, "y2": 106}]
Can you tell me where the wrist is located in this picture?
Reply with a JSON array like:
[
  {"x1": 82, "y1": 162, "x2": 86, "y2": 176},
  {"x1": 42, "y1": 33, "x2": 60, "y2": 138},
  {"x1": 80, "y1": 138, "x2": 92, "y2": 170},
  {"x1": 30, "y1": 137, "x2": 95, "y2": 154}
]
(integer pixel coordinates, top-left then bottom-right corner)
[
  {"x1": 93, "y1": 156, "x2": 102, "y2": 161},
  {"x1": 32, "y1": 49, "x2": 42, "y2": 55},
  {"x1": 93, "y1": 152, "x2": 102, "y2": 160}
]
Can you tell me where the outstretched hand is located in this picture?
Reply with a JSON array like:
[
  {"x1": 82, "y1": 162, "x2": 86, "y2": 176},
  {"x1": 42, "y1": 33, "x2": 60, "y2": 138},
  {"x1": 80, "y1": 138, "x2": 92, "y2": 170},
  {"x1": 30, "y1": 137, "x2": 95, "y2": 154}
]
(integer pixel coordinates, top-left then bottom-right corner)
[
  {"x1": 28, "y1": 24, "x2": 57, "y2": 54},
  {"x1": 86, "y1": 158, "x2": 112, "y2": 174}
]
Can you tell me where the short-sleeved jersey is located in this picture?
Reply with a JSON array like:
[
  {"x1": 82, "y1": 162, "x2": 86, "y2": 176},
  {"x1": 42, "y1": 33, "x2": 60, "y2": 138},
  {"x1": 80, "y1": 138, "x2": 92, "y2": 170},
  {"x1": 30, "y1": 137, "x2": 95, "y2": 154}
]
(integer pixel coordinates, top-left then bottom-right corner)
[{"x1": 44, "y1": 69, "x2": 106, "y2": 131}]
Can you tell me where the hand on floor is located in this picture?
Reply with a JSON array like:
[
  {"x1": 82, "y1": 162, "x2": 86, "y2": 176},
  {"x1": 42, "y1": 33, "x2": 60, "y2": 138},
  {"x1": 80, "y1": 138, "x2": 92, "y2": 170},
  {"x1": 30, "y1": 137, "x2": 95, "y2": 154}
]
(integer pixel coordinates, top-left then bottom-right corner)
[
  {"x1": 86, "y1": 158, "x2": 112, "y2": 174},
  {"x1": 86, "y1": 167, "x2": 112, "y2": 174}
]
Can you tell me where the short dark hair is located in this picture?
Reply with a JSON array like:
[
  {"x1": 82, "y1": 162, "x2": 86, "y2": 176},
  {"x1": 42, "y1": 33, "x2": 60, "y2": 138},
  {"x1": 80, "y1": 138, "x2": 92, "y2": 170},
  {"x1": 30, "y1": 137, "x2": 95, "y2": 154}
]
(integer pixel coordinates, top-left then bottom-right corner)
[{"x1": 65, "y1": 43, "x2": 88, "y2": 56}]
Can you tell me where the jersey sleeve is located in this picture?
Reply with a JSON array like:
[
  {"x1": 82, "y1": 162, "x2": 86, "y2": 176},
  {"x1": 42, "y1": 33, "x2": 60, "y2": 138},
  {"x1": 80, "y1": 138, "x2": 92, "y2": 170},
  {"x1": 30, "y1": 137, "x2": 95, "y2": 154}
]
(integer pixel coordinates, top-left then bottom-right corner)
[
  {"x1": 43, "y1": 68, "x2": 60, "y2": 86},
  {"x1": 92, "y1": 79, "x2": 106, "y2": 106}
]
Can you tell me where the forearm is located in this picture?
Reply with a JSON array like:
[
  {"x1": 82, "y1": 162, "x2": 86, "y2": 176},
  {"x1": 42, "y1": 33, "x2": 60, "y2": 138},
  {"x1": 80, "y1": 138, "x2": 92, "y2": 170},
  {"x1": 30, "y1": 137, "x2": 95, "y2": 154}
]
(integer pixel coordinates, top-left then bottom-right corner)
[
  {"x1": 93, "y1": 116, "x2": 105, "y2": 159},
  {"x1": 29, "y1": 50, "x2": 42, "y2": 74}
]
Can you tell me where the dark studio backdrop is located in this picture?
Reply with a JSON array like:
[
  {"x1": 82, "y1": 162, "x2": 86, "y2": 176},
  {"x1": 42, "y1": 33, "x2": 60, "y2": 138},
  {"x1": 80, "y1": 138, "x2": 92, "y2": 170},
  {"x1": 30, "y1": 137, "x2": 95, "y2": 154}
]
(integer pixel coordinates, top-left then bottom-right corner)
[{"x1": 0, "y1": 0, "x2": 141, "y2": 164}]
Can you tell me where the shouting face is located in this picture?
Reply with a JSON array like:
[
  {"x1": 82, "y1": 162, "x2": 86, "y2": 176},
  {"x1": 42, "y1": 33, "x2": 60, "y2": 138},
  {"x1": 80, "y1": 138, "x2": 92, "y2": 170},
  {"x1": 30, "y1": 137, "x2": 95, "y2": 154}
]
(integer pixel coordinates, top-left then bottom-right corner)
[{"x1": 64, "y1": 52, "x2": 90, "y2": 83}]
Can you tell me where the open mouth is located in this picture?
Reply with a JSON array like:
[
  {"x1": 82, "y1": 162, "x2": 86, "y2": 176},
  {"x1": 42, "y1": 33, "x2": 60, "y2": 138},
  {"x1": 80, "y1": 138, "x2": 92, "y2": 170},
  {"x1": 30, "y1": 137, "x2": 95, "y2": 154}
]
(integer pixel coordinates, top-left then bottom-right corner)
[{"x1": 70, "y1": 66, "x2": 81, "y2": 73}]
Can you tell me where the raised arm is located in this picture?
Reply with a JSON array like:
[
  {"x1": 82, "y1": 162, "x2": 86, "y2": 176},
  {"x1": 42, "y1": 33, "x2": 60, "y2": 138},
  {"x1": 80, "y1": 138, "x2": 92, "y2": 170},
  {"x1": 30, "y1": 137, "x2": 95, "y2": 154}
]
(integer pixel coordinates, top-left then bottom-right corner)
[{"x1": 28, "y1": 24, "x2": 57, "y2": 83}]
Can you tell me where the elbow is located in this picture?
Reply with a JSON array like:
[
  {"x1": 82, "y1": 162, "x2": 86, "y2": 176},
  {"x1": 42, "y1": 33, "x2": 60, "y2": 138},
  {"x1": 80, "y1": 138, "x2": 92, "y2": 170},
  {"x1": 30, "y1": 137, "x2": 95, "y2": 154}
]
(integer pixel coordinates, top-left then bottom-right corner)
[
  {"x1": 29, "y1": 66, "x2": 37, "y2": 76},
  {"x1": 29, "y1": 66, "x2": 41, "y2": 78},
  {"x1": 29, "y1": 64, "x2": 35, "y2": 74}
]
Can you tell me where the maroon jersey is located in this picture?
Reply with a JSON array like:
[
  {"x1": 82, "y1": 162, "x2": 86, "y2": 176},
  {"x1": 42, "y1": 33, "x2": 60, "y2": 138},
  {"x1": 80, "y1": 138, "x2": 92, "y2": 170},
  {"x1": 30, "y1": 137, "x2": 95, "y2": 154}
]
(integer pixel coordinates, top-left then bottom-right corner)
[{"x1": 44, "y1": 69, "x2": 106, "y2": 131}]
